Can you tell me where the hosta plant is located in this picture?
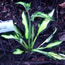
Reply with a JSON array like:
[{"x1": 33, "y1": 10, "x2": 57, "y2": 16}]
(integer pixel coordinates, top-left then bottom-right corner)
[{"x1": 1, "y1": 1, "x2": 65, "y2": 60}]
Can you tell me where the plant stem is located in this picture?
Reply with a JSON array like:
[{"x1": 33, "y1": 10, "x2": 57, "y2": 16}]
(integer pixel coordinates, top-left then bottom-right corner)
[
  {"x1": 16, "y1": 39, "x2": 28, "y2": 50},
  {"x1": 27, "y1": 11, "x2": 31, "y2": 49},
  {"x1": 31, "y1": 33, "x2": 39, "y2": 49},
  {"x1": 38, "y1": 42, "x2": 45, "y2": 48},
  {"x1": 32, "y1": 49, "x2": 48, "y2": 55}
]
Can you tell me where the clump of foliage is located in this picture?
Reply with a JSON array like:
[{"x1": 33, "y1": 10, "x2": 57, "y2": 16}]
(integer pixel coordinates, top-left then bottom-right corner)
[{"x1": 1, "y1": 1, "x2": 65, "y2": 60}]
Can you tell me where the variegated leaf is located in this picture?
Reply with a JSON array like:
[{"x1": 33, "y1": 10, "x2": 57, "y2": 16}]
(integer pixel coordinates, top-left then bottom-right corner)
[
  {"x1": 38, "y1": 9, "x2": 55, "y2": 35},
  {"x1": 16, "y1": 1, "x2": 31, "y2": 11},
  {"x1": 22, "y1": 11, "x2": 29, "y2": 39},
  {"x1": 38, "y1": 27, "x2": 57, "y2": 47},
  {"x1": 32, "y1": 49, "x2": 65, "y2": 60},
  {"x1": 31, "y1": 12, "x2": 53, "y2": 21},
  {"x1": 13, "y1": 49, "x2": 24, "y2": 54},
  {"x1": 44, "y1": 40, "x2": 62, "y2": 49}
]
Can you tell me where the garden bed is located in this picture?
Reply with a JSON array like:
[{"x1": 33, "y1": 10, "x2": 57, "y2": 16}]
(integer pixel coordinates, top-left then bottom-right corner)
[{"x1": 0, "y1": 0, "x2": 65, "y2": 65}]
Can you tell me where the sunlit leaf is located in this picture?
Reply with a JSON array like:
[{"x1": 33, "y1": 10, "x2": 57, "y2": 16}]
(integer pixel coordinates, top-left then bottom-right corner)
[
  {"x1": 1, "y1": 34, "x2": 17, "y2": 39},
  {"x1": 37, "y1": 9, "x2": 55, "y2": 35},
  {"x1": 1, "y1": 32, "x2": 19, "y2": 39},
  {"x1": 22, "y1": 11, "x2": 29, "y2": 39},
  {"x1": 32, "y1": 49, "x2": 65, "y2": 60},
  {"x1": 38, "y1": 27, "x2": 57, "y2": 47},
  {"x1": 16, "y1": 1, "x2": 31, "y2": 11},
  {"x1": 44, "y1": 40, "x2": 62, "y2": 49},
  {"x1": 59, "y1": 53, "x2": 65, "y2": 57},
  {"x1": 13, "y1": 24, "x2": 22, "y2": 37},
  {"x1": 1, "y1": 33, "x2": 28, "y2": 50},
  {"x1": 31, "y1": 12, "x2": 53, "y2": 21},
  {"x1": 43, "y1": 27, "x2": 57, "y2": 43},
  {"x1": 47, "y1": 52, "x2": 65, "y2": 60},
  {"x1": 32, "y1": 49, "x2": 48, "y2": 55},
  {"x1": 31, "y1": 10, "x2": 55, "y2": 49},
  {"x1": 34, "y1": 40, "x2": 62, "y2": 50},
  {"x1": 13, "y1": 49, "x2": 24, "y2": 54}
]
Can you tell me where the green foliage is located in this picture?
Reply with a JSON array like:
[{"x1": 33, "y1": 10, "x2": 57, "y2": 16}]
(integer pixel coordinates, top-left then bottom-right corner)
[
  {"x1": 37, "y1": 40, "x2": 62, "y2": 50},
  {"x1": 1, "y1": 1, "x2": 65, "y2": 60},
  {"x1": 16, "y1": 1, "x2": 31, "y2": 12},
  {"x1": 31, "y1": 12, "x2": 53, "y2": 21},
  {"x1": 22, "y1": 11, "x2": 29, "y2": 39},
  {"x1": 13, "y1": 49, "x2": 24, "y2": 54},
  {"x1": 45, "y1": 40, "x2": 62, "y2": 49},
  {"x1": 37, "y1": 10, "x2": 54, "y2": 35},
  {"x1": 38, "y1": 27, "x2": 57, "y2": 47},
  {"x1": 32, "y1": 49, "x2": 65, "y2": 60},
  {"x1": 1, "y1": 33, "x2": 18, "y2": 39}
]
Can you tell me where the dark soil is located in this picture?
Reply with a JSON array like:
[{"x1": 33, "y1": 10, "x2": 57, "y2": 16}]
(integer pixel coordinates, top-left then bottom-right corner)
[{"x1": 0, "y1": 0, "x2": 65, "y2": 65}]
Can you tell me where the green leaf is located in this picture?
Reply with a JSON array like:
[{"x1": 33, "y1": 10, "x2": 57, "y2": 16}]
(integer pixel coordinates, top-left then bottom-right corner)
[
  {"x1": 47, "y1": 52, "x2": 65, "y2": 60},
  {"x1": 32, "y1": 49, "x2": 48, "y2": 55},
  {"x1": 34, "y1": 40, "x2": 62, "y2": 50},
  {"x1": 1, "y1": 33, "x2": 28, "y2": 50},
  {"x1": 32, "y1": 25, "x2": 35, "y2": 40},
  {"x1": 13, "y1": 49, "x2": 24, "y2": 54},
  {"x1": 38, "y1": 27, "x2": 57, "y2": 47},
  {"x1": 16, "y1": 1, "x2": 31, "y2": 11},
  {"x1": 31, "y1": 12, "x2": 53, "y2": 21},
  {"x1": 59, "y1": 53, "x2": 65, "y2": 60},
  {"x1": 59, "y1": 53, "x2": 65, "y2": 57},
  {"x1": 43, "y1": 27, "x2": 57, "y2": 43},
  {"x1": 37, "y1": 9, "x2": 55, "y2": 35},
  {"x1": 22, "y1": 11, "x2": 29, "y2": 39},
  {"x1": 18, "y1": 38, "x2": 28, "y2": 50},
  {"x1": 38, "y1": 24, "x2": 41, "y2": 28},
  {"x1": 44, "y1": 40, "x2": 62, "y2": 49},
  {"x1": 32, "y1": 49, "x2": 65, "y2": 60},
  {"x1": 13, "y1": 24, "x2": 22, "y2": 37},
  {"x1": 1, "y1": 34, "x2": 17, "y2": 39},
  {"x1": 31, "y1": 9, "x2": 55, "y2": 49},
  {"x1": 1, "y1": 33, "x2": 18, "y2": 40}
]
